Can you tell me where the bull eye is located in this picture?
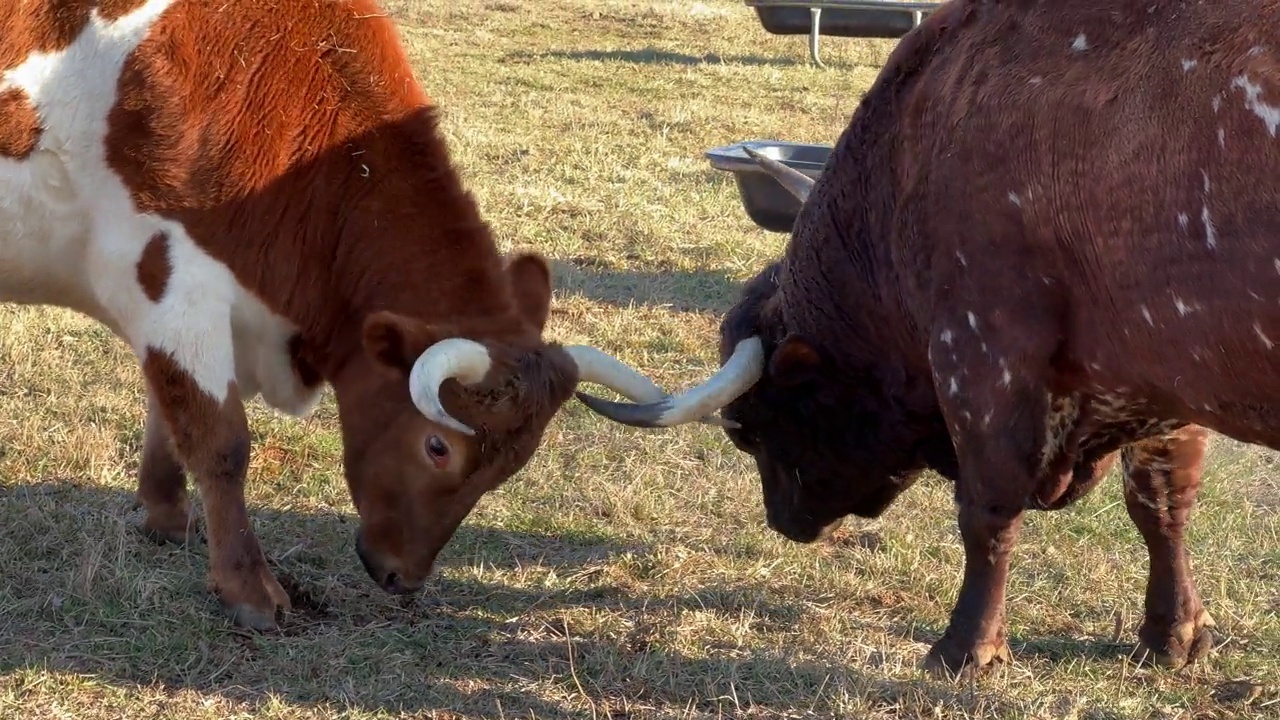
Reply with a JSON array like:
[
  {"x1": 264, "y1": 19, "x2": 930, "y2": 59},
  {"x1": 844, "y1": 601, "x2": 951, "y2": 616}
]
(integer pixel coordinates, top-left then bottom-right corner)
[{"x1": 426, "y1": 435, "x2": 450, "y2": 467}]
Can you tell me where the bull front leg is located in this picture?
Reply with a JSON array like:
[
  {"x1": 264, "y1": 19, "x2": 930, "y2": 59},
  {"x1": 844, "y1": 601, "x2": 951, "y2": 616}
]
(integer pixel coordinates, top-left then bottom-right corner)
[
  {"x1": 133, "y1": 389, "x2": 201, "y2": 545},
  {"x1": 923, "y1": 500, "x2": 1021, "y2": 677},
  {"x1": 1121, "y1": 424, "x2": 1216, "y2": 668},
  {"x1": 142, "y1": 348, "x2": 291, "y2": 632},
  {"x1": 922, "y1": 308, "x2": 1058, "y2": 679}
]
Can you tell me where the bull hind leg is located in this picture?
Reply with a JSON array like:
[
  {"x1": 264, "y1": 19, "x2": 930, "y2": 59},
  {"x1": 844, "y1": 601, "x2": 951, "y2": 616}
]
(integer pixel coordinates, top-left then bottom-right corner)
[
  {"x1": 1121, "y1": 425, "x2": 1216, "y2": 668},
  {"x1": 133, "y1": 389, "x2": 201, "y2": 545}
]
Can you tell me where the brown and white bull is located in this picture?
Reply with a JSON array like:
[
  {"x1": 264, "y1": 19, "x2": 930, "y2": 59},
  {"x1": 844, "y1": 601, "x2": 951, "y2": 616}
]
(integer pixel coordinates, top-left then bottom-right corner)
[
  {"x1": 0, "y1": 0, "x2": 675, "y2": 632},
  {"x1": 578, "y1": 0, "x2": 1280, "y2": 677}
]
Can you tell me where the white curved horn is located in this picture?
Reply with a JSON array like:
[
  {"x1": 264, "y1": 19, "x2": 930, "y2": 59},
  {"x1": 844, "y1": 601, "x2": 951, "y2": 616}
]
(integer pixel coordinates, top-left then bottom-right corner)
[
  {"x1": 563, "y1": 345, "x2": 733, "y2": 428},
  {"x1": 408, "y1": 338, "x2": 493, "y2": 436},
  {"x1": 575, "y1": 337, "x2": 765, "y2": 428},
  {"x1": 742, "y1": 146, "x2": 816, "y2": 202}
]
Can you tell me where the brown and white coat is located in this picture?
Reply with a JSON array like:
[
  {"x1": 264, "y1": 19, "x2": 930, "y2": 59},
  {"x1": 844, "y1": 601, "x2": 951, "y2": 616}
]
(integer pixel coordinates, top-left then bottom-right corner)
[{"x1": 0, "y1": 0, "x2": 667, "y2": 631}]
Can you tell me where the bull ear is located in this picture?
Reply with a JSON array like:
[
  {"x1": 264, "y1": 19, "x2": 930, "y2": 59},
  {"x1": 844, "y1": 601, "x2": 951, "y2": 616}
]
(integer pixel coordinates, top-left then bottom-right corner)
[
  {"x1": 768, "y1": 334, "x2": 822, "y2": 386},
  {"x1": 506, "y1": 252, "x2": 553, "y2": 332},
  {"x1": 362, "y1": 311, "x2": 440, "y2": 377}
]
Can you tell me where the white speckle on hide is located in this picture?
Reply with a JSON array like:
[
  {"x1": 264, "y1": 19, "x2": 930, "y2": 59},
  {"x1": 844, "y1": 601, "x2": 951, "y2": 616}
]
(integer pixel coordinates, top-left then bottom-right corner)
[
  {"x1": 941, "y1": 328, "x2": 953, "y2": 345},
  {"x1": 1072, "y1": 33, "x2": 1089, "y2": 51},
  {"x1": 1212, "y1": 94, "x2": 1222, "y2": 113},
  {"x1": 1029, "y1": 76, "x2": 1043, "y2": 85},
  {"x1": 1274, "y1": 258, "x2": 1280, "y2": 275},
  {"x1": 1202, "y1": 170, "x2": 1211, "y2": 194},
  {"x1": 1001, "y1": 368, "x2": 1012, "y2": 387},
  {"x1": 1177, "y1": 212, "x2": 1189, "y2": 230},
  {"x1": 1232, "y1": 74, "x2": 1280, "y2": 136},
  {"x1": 1182, "y1": 58, "x2": 1198, "y2": 71},
  {"x1": 1008, "y1": 191, "x2": 1022, "y2": 206},
  {"x1": 967, "y1": 312, "x2": 978, "y2": 331},
  {"x1": 1173, "y1": 296, "x2": 1197, "y2": 316},
  {"x1": 1218, "y1": 127, "x2": 1226, "y2": 147},
  {"x1": 949, "y1": 377, "x2": 959, "y2": 395},
  {"x1": 1250, "y1": 289, "x2": 1263, "y2": 300},
  {"x1": 1141, "y1": 305, "x2": 1154, "y2": 326},
  {"x1": 956, "y1": 250, "x2": 967, "y2": 266},
  {"x1": 1255, "y1": 322, "x2": 1274, "y2": 349},
  {"x1": 1201, "y1": 206, "x2": 1217, "y2": 249},
  {"x1": 982, "y1": 411, "x2": 992, "y2": 428},
  {"x1": 981, "y1": 342, "x2": 989, "y2": 354},
  {"x1": 1250, "y1": 45, "x2": 1265, "y2": 56}
]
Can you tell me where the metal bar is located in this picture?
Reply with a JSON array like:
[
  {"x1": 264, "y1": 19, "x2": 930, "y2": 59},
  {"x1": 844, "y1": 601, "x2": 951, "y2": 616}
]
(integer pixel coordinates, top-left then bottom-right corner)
[
  {"x1": 745, "y1": 0, "x2": 943, "y2": 11},
  {"x1": 809, "y1": 7, "x2": 824, "y2": 66}
]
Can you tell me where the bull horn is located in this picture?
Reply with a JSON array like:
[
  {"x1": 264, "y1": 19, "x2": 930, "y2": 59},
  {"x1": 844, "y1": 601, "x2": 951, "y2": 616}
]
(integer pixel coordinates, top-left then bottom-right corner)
[
  {"x1": 575, "y1": 337, "x2": 765, "y2": 428},
  {"x1": 563, "y1": 345, "x2": 735, "y2": 428},
  {"x1": 408, "y1": 337, "x2": 493, "y2": 436},
  {"x1": 742, "y1": 146, "x2": 816, "y2": 202}
]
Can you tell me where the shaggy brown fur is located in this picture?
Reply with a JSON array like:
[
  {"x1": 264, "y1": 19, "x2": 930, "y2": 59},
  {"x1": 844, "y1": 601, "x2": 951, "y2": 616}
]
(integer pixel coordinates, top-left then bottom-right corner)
[{"x1": 709, "y1": 0, "x2": 1280, "y2": 677}]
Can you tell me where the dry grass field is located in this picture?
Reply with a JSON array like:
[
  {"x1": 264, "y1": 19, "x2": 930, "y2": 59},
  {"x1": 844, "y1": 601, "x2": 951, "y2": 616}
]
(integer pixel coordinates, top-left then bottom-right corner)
[{"x1": 1, "y1": 0, "x2": 1278, "y2": 717}]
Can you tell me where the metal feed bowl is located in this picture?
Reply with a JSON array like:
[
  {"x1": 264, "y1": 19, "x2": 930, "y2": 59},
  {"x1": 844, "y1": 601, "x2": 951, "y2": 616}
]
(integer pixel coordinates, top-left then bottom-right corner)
[{"x1": 705, "y1": 140, "x2": 832, "y2": 233}]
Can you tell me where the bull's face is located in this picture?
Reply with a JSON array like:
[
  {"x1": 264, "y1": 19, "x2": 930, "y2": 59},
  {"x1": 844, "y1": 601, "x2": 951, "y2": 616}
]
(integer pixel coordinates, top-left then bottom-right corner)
[
  {"x1": 333, "y1": 333, "x2": 577, "y2": 593},
  {"x1": 327, "y1": 253, "x2": 693, "y2": 594},
  {"x1": 716, "y1": 338, "x2": 917, "y2": 543},
  {"x1": 576, "y1": 264, "x2": 927, "y2": 544},
  {"x1": 715, "y1": 268, "x2": 924, "y2": 542}
]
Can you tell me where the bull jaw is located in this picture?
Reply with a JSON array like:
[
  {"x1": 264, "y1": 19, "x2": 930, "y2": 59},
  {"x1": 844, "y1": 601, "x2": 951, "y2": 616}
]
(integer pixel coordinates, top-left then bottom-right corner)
[{"x1": 767, "y1": 513, "x2": 846, "y2": 544}]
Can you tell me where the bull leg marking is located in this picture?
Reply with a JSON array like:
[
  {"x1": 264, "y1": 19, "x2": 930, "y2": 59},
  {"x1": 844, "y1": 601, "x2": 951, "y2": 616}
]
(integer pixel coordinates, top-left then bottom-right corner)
[
  {"x1": 133, "y1": 388, "x2": 201, "y2": 545},
  {"x1": 143, "y1": 348, "x2": 290, "y2": 632},
  {"x1": 1122, "y1": 425, "x2": 1216, "y2": 668}
]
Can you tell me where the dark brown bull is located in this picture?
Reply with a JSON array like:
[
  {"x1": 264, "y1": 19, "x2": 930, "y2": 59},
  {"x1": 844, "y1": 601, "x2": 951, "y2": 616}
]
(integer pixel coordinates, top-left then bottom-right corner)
[{"x1": 577, "y1": 0, "x2": 1280, "y2": 677}]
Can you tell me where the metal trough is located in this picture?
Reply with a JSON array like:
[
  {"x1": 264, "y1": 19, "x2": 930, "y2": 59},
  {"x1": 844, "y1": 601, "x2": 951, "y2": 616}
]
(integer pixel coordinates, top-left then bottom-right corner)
[
  {"x1": 705, "y1": 140, "x2": 832, "y2": 234},
  {"x1": 744, "y1": 0, "x2": 944, "y2": 65}
]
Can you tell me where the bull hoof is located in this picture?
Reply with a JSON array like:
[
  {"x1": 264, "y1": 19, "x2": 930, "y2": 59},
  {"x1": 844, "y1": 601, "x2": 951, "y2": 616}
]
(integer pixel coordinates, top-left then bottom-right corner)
[
  {"x1": 136, "y1": 510, "x2": 202, "y2": 546},
  {"x1": 1130, "y1": 611, "x2": 1216, "y2": 669},
  {"x1": 923, "y1": 635, "x2": 1012, "y2": 680},
  {"x1": 211, "y1": 565, "x2": 292, "y2": 633},
  {"x1": 221, "y1": 600, "x2": 283, "y2": 632}
]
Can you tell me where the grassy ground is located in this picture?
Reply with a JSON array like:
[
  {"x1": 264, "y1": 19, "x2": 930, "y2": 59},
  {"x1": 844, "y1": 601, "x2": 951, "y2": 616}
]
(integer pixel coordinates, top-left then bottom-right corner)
[{"x1": 1, "y1": 0, "x2": 1278, "y2": 717}]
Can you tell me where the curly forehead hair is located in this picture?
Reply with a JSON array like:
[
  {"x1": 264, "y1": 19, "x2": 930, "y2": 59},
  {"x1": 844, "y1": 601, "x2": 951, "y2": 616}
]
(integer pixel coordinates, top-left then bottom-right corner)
[{"x1": 720, "y1": 261, "x2": 785, "y2": 356}]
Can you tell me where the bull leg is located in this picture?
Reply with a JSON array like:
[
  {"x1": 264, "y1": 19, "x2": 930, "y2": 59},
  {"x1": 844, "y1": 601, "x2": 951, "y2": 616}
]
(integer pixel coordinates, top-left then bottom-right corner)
[
  {"x1": 923, "y1": 497, "x2": 1022, "y2": 678},
  {"x1": 133, "y1": 389, "x2": 201, "y2": 545},
  {"x1": 143, "y1": 348, "x2": 290, "y2": 632},
  {"x1": 1121, "y1": 425, "x2": 1215, "y2": 668},
  {"x1": 921, "y1": 299, "x2": 1064, "y2": 679},
  {"x1": 923, "y1": 390, "x2": 1042, "y2": 677}
]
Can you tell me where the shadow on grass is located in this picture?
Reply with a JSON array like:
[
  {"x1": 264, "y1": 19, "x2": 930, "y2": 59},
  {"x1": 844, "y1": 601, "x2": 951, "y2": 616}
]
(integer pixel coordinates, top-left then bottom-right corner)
[
  {"x1": 0, "y1": 478, "x2": 1032, "y2": 718},
  {"x1": 504, "y1": 47, "x2": 813, "y2": 69},
  {"x1": 550, "y1": 256, "x2": 744, "y2": 314}
]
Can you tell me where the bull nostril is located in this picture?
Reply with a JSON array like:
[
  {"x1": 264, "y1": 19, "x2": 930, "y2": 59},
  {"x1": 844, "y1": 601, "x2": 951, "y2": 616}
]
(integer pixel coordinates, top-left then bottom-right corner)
[{"x1": 383, "y1": 572, "x2": 406, "y2": 594}]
